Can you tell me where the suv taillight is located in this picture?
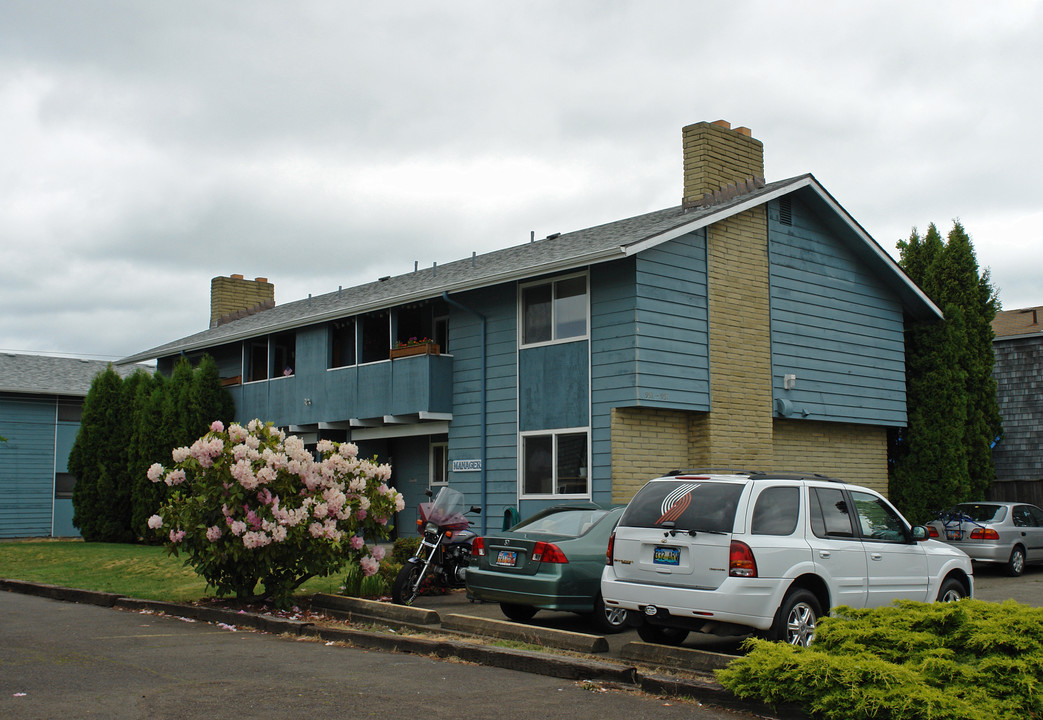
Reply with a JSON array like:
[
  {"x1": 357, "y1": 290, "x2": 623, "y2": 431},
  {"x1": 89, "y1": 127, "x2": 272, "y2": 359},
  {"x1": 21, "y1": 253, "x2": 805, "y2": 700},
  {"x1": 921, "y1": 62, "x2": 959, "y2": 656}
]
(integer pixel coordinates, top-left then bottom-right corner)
[
  {"x1": 473, "y1": 536, "x2": 486, "y2": 557},
  {"x1": 606, "y1": 532, "x2": 615, "y2": 566},
  {"x1": 729, "y1": 540, "x2": 757, "y2": 578}
]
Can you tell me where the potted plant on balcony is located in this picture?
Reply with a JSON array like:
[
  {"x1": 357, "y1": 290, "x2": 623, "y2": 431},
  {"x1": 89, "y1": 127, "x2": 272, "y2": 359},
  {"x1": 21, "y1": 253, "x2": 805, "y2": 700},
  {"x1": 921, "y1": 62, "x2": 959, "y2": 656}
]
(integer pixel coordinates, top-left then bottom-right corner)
[{"x1": 389, "y1": 337, "x2": 440, "y2": 359}]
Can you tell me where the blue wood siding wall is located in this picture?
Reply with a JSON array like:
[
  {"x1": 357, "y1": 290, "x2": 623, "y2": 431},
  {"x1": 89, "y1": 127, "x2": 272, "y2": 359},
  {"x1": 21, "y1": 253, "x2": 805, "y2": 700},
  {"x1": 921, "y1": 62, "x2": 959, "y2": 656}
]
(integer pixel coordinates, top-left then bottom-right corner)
[
  {"x1": 768, "y1": 196, "x2": 907, "y2": 425},
  {"x1": 445, "y1": 285, "x2": 518, "y2": 523},
  {"x1": 0, "y1": 394, "x2": 56, "y2": 538},
  {"x1": 633, "y1": 229, "x2": 711, "y2": 411},
  {"x1": 518, "y1": 341, "x2": 589, "y2": 432}
]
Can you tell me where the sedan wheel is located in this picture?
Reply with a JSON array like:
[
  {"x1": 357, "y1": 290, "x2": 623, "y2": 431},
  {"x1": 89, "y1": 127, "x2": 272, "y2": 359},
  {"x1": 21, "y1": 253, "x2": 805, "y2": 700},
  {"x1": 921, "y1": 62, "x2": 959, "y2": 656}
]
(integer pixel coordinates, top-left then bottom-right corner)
[{"x1": 1007, "y1": 546, "x2": 1026, "y2": 577}]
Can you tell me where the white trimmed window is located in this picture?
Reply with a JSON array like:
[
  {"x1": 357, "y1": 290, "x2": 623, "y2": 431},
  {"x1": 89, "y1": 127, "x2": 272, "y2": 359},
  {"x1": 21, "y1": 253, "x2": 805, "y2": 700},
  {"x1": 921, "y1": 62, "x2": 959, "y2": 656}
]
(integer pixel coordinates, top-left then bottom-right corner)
[
  {"x1": 520, "y1": 274, "x2": 588, "y2": 346},
  {"x1": 520, "y1": 429, "x2": 589, "y2": 497},
  {"x1": 430, "y1": 442, "x2": 448, "y2": 487}
]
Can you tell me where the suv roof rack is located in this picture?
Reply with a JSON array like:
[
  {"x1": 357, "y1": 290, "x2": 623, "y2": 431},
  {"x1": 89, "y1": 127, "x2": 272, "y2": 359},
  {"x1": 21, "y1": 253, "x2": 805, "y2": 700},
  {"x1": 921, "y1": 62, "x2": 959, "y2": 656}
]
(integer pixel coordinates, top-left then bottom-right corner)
[
  {"x1": 667, "y1": 468, "x2": 756, "y2": 476},
  {"x1": 748, "y1": 471, "x2": 845, "y2": 483}
]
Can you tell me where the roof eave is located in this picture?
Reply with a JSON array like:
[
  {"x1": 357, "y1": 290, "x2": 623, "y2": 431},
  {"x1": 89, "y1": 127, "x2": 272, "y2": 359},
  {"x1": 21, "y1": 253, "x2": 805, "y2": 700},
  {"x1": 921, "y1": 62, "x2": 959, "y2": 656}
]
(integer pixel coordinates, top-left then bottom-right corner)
[{"x1": 117, "y1": 245, "x2": 627, "y2": 365}]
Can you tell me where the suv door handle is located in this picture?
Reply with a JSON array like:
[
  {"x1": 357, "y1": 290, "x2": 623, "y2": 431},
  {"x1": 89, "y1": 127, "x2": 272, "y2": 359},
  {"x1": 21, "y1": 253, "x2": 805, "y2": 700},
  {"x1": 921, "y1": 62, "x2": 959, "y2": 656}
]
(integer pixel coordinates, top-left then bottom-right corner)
[
  {"x1": 818, "y1": 550, "x2": 831, "y2": 558},
  {"x1": 871, "y1": 553, "x2": 883, "y2": 561}
]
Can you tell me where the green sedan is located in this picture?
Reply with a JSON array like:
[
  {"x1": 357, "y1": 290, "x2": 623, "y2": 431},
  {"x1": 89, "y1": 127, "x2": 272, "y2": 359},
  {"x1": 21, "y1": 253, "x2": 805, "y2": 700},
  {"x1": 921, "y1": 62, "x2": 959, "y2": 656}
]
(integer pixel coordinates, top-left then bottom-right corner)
[{"x1": 465, "y1": 503, "x2": 629, "y2": 633}]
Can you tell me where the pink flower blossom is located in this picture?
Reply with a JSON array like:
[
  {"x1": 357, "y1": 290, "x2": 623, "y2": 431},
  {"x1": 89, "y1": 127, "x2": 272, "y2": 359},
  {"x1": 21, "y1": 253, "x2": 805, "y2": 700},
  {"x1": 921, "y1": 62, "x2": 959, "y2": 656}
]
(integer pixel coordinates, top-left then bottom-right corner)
[
  {"x1": 355, "y1": 508, "x2": 367, "y2": 521},
  {"x1": 169, "y1": 529, "x2": 186, "y2": 543},
  {"x1": 371, "y1": 545, "x2": 386, "y2": 562},
  {"x1": 229, "y1": 520, "x2": 247, "y2": 536},
  {"x1": 147, "y1": 463, "x2": 165, "y2": 483},
  {"x1": 147, "y1": 515, "x2": 163, "y2": 530},
  {"x1": 210, "y1": 420, "x2": 224, "y2": 433},
  {"x1": 164, "y1": 469, "x2": 186, "y2": 486},
  {"x1": 206, "y1": 525, "x2": 223, "y2": 542},
  {"x1": 171, "y1": 446, "x2": 190, "y2": 463},
  {"x1": 339, "y1": 442, "x2": 359, "y2": 459},
  {"x1": 350, "y1": 535, "x2": 364, "y2": 550},
  {"x1": 359, "y1": 556, "x2": 379, "y2": 576}
]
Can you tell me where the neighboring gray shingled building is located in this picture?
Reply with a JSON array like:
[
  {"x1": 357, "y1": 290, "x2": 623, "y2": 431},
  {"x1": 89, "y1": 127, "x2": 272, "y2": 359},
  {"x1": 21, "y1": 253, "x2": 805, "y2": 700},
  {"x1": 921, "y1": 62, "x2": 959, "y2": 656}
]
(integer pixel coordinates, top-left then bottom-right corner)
[
  {"x1": 990, "y1": 306, "x2": 1043, "y2": 505},
  {"x1": 0, "y1": 353, "x2": 149, "y2": 538}
]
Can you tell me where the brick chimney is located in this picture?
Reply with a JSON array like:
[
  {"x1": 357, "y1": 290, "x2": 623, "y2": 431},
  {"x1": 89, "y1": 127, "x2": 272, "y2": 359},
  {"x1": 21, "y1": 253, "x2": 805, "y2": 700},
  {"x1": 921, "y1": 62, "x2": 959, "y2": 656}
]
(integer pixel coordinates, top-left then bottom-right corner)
[
  {"x1": 210, "y1": 274, "x2": 275, "y2": 327},
  {"x1": 682, "y1": 120, "x2": 764, "y2": 208}
]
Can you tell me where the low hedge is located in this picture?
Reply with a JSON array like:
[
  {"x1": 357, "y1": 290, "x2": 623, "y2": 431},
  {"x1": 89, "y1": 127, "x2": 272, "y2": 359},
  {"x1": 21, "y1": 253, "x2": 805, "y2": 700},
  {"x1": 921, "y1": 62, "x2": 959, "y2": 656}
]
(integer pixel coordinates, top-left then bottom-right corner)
[{"x1": 716, "y1": 599, "x2": 1042, "y2": 720}]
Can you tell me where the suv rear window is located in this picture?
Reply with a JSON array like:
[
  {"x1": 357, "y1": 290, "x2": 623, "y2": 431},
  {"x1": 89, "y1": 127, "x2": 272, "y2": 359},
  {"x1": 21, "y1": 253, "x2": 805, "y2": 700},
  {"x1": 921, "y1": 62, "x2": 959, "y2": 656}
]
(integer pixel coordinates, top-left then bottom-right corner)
[{"x1": 619, "y1": 480, "x2": 743, "y2": 532}]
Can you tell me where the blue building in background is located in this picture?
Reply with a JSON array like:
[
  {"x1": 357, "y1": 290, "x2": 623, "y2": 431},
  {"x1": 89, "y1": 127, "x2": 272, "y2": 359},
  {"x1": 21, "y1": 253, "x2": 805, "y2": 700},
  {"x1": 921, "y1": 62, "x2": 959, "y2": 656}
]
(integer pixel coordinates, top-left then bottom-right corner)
[{"x1": 0, "y1": 354, "x2": 148, "y2": 538}]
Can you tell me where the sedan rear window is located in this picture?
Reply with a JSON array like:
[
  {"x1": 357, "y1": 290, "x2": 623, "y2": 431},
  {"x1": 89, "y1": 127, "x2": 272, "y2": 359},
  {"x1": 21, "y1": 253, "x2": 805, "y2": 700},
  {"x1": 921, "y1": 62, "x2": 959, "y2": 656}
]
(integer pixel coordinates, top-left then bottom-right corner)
[
  {"x1": 619, "y1": 480, "x2": 743, "y2": 532},
  {"x1": 513, "y1": 508, "x2": 611, "y2": 536},
  {"x1": 948, "y1": 504, "x2": 1006, "y2": 523}
]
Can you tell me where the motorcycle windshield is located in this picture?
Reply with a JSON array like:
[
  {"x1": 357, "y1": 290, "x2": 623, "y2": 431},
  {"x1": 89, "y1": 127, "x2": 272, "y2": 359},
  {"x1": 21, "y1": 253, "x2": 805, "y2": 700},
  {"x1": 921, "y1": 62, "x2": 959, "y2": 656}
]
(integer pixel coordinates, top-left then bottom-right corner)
[{"x1": 421, "y1": 487, "x2": 467, "y2": 527}]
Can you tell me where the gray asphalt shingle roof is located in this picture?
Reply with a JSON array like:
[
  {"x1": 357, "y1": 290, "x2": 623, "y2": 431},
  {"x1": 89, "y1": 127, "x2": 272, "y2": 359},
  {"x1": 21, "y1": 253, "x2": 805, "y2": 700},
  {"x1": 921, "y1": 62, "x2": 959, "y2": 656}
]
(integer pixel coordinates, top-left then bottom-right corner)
[
  {"x1": 118, "y1": 173, "x2": 940, "y2": 364},
  {"x1": 0, "y1": 354, "x2": 151, "y2": 397}
]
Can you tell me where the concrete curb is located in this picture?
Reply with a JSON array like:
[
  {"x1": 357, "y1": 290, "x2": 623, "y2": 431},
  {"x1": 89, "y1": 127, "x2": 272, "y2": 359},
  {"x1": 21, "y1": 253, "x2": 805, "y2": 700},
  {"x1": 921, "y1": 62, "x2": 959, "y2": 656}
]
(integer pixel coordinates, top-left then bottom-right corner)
[
  {"x1": 440, "y1": 613, "x2": 609, "y2": 653},
  {"x1": 0, "y1": 578, "x2": 121, "y2": 607},
  {"x1": 621, "y1": 641, "x2": 735, "y2": 672}
]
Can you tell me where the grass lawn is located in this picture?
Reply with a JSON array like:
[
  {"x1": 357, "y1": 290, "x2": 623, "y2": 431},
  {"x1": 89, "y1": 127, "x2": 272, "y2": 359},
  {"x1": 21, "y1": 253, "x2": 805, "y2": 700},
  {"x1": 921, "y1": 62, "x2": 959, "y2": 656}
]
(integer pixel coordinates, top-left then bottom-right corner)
[{"x1": 0, "y1": 540, "x2": 346, "y2": 603}]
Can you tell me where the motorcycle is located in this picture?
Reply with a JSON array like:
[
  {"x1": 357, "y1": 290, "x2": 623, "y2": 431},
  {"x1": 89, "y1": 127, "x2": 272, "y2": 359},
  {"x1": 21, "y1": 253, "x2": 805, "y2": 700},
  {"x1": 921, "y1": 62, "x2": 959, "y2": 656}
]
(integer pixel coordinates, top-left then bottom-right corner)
[{"x1": 391, "y1": 487, "x2": 481, "y2": 605}]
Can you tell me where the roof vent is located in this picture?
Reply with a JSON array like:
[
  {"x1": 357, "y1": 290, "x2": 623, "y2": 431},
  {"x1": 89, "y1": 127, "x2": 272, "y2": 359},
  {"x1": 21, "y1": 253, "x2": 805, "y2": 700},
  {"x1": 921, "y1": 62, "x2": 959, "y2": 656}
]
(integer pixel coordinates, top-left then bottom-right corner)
[{"x1": 779, "y1": 196, "x2": 792, "y2": 226}]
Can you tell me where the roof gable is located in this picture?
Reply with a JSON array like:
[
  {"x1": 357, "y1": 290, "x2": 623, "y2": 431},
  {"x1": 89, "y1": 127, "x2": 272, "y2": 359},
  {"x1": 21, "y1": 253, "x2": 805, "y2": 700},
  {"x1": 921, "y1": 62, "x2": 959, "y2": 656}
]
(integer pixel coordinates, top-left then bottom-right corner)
[{"x1": 119, "y1": 174, "x2": 940, "y2": 364}]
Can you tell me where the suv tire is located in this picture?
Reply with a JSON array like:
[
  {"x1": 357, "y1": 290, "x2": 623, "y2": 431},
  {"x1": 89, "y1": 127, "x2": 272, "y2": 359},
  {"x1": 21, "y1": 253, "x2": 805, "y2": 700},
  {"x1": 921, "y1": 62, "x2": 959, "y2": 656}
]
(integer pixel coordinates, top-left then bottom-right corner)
[{"x1": 769, "y1": 588, "x2": 821, "y2": 647}]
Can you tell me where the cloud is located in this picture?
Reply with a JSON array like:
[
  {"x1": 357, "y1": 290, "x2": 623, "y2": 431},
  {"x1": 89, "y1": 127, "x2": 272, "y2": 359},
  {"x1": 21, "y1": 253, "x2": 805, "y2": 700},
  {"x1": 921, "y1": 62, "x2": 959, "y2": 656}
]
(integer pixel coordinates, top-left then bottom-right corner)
[{"x1": 1, "y1": 1, "x2": 1041, "y2": 359}]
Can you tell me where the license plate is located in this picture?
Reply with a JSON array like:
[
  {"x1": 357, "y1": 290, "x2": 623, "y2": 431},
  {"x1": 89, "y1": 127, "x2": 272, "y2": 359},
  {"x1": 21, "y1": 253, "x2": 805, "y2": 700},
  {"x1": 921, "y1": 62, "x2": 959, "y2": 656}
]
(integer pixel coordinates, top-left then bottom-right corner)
[
  {"x1": 653, "y1": 546, "x2": 680, "y2": 566},
  {"x1": 945, "y1": 529, "x2": 962, "y2": 541},
  {"x1": 495, "y1": 550, "x2": 518, "y2": 567}
]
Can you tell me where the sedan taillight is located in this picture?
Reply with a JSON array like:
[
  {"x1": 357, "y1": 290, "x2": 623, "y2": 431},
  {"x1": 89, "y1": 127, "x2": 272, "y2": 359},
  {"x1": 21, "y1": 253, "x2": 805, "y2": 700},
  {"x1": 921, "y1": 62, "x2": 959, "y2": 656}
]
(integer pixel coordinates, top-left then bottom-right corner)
[
  {"x1": 473, "y1": 536, "x2": 486, "y2": 557},
  {"x1": 928, "y1": 526, "x2": 939, "y2": 538},
  {"x1": 532, "y1": 541, "x2": 568, "y2": 563},
  {"x1": 970, "y1": 528, "x2": 1000, "y2": 540},
  {"x1": 729, "y1": 540, "x2": 757, "y2": 578}
]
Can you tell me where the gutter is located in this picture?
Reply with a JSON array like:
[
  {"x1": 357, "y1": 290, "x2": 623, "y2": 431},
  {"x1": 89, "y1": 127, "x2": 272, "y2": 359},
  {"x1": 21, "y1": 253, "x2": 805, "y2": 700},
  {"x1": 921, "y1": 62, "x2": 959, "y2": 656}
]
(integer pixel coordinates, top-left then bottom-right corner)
[{"x1": 442, "y1": 291, "x2": 488, "y2": 535}]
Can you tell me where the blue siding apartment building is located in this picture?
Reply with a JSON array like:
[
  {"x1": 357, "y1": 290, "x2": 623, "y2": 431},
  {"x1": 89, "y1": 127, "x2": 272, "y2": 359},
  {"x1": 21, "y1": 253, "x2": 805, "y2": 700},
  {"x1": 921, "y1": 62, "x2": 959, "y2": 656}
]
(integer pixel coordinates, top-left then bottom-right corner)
[
  {"x1": 119, "y1": 121, "x2": 942, "y2": 535},
  {"x1": 0, "y1": 354, "x2": 146, "y2": 538}
]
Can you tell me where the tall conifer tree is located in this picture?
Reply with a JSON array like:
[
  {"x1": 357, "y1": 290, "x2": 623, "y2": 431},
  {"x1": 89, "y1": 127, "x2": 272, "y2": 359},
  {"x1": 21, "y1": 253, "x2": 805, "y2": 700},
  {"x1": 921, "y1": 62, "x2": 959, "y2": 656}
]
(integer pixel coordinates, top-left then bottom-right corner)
[{"x1": 890, "y1": 222, "x2": 1001, "y2": 521}]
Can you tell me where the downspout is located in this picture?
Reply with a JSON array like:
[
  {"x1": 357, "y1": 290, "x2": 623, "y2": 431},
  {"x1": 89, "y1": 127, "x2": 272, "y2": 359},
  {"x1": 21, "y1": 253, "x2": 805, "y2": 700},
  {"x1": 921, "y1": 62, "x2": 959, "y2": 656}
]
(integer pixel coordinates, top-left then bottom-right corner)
[{"x1": 442, "y1": 291, "x2": 488, "y2": 535}]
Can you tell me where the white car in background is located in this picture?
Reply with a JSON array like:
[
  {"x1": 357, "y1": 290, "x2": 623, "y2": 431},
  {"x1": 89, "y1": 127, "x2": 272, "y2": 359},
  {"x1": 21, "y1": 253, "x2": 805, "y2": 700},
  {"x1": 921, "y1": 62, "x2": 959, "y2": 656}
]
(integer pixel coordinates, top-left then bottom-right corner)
[{"x1": 601, "y1": 471, "x2": 973, "y2": 647}]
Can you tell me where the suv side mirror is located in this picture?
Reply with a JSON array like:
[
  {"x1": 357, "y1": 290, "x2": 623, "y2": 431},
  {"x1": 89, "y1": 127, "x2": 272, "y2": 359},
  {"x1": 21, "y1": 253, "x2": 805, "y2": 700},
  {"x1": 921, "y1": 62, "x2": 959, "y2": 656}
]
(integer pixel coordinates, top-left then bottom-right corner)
[{"x1": 910, "y1": 525, "x2": 929, "y2": 542}]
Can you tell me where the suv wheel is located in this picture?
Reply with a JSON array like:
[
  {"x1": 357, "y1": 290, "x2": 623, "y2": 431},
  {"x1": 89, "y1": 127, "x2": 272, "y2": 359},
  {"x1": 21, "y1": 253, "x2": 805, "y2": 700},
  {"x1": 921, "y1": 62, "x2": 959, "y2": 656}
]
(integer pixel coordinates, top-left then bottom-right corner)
[
  {"x1": 770, "y1": 588, "x2": 821, "y2": 647},
  {"x1": 636, "y1": 623, "x2": 689, "y2": 646}
]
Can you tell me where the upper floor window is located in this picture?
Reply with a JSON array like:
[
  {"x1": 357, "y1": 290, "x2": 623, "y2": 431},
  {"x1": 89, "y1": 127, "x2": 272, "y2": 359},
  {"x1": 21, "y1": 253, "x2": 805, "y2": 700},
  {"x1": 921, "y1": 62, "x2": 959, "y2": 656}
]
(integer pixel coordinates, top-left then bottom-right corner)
[
  {"x1": 329, "y1": 318, "x2": 356, "y2": 369},
  {"x1": 360, "y1": 310, "x2": 390, "y2": 363},
  {"x1": 521, "y1": 274, "x2": 587, "y2": 346}
]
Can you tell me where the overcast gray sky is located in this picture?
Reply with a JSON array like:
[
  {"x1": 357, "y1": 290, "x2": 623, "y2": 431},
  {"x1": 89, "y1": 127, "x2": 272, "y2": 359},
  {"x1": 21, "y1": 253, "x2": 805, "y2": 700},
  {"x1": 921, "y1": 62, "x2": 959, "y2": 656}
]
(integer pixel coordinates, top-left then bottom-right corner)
[{"x1": 3, "y1": 1, "x2": 1041, "y2": 361}]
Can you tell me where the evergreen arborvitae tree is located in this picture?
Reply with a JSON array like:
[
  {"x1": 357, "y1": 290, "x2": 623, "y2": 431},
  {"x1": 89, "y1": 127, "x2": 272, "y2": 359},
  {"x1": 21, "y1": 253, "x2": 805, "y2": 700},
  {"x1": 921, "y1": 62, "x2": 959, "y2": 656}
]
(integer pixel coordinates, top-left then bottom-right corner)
[
  {"x1": 890, "y1": 222, "x2": 1001, "y2": 522},
  {"x1": 165, "y1": 358, "x2": 197, "y2": 449},
  {"x1": 189, "y1": 355, "x2": 235, "y2": 429},
  {"x1": 70, "y1": 366, "x2": 134, "y2": 541},
  {"x1": 128, "y1": 372, "x2": 170, "y2": 538}
]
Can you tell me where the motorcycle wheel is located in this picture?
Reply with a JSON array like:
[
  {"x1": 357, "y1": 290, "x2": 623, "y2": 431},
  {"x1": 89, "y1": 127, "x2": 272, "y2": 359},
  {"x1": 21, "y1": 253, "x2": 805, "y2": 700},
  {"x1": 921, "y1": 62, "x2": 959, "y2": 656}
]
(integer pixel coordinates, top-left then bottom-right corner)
[{"x1": 391, "y1": 562, "x2": 424, "y2": 606}]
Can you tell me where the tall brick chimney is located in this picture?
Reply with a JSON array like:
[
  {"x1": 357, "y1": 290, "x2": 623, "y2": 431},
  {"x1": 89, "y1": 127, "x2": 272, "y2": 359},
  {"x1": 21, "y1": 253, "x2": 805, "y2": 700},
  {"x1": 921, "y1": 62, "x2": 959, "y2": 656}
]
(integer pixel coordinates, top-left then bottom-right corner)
[
  {"x1": 682, "y1": 120, "x2": 764, "y2": 208},
  {"x1": 210, "y1": 274, "x2": 275, "y2": 327}
]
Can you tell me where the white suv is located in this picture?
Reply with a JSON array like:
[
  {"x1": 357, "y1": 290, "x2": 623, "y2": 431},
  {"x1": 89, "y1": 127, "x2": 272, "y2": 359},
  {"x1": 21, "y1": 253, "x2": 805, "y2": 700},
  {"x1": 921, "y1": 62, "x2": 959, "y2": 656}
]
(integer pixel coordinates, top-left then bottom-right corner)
[{"x1": 601, "y1": 471, "x2": 973, "y2": 647}]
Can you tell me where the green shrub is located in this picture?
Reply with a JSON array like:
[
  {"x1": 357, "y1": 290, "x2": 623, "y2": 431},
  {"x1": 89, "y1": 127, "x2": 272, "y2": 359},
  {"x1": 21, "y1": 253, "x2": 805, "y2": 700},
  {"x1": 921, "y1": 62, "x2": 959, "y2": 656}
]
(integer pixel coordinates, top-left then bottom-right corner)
[
  {"x1": 339, "y1": 560, "x2": 392, "y2": 599},
  {"x1": 716, "y1": 599, "x2": 1043, "y2": 720},
  {"x1": 392, "y1": 536, "x2": 421, "y2": 563}
]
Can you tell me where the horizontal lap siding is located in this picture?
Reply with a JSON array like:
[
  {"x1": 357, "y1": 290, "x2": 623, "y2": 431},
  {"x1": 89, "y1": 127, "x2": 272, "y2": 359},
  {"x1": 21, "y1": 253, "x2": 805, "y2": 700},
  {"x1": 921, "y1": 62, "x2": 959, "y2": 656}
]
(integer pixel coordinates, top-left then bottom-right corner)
[
  {"x1": 446, "y1": 286, "x2": 517, "y2": 516},
  {"x1": 769, "y1": 196, "x2": 906, "y2": 426},
  {"x1": 591, "y1": 260, "x2": 637, "y2": 506},
  {"x1": 0, "y1": 394, "x2": 57, "y2": 538},
  {"x1": 633, "y1": 231, "x2": 710, "y2": 410}
]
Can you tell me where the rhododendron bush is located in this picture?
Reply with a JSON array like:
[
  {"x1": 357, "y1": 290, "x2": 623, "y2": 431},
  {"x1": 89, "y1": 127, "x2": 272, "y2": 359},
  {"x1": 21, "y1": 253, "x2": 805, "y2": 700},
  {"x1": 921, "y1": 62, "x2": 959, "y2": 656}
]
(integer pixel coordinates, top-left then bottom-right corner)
[{"x1": 147, "y1": 419, "x2": 404, "y2": 607}]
